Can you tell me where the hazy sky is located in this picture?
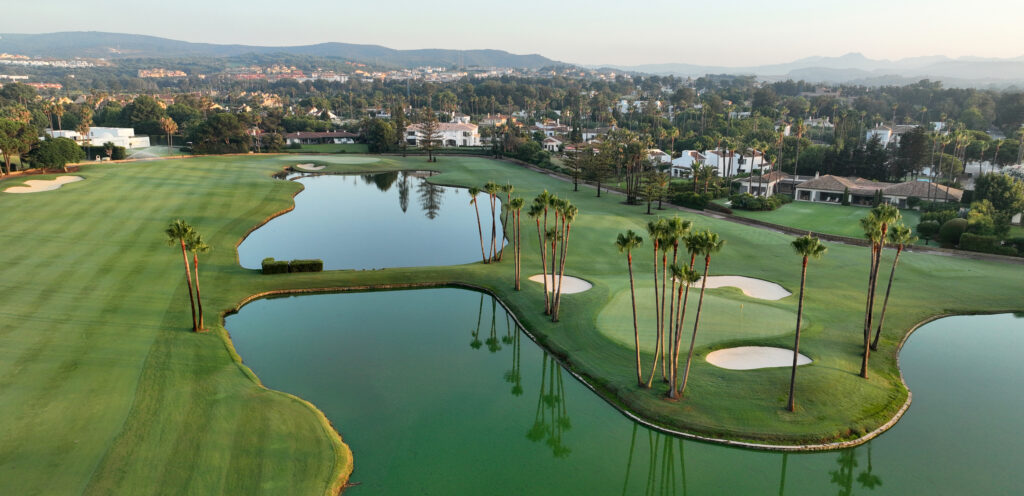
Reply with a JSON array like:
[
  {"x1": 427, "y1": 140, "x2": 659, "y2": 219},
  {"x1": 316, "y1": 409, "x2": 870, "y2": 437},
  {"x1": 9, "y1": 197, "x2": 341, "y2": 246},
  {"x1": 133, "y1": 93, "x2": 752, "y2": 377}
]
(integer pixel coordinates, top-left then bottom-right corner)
[{"x1": 7, "y1": 0, "x2": 1024, "y2": 66}]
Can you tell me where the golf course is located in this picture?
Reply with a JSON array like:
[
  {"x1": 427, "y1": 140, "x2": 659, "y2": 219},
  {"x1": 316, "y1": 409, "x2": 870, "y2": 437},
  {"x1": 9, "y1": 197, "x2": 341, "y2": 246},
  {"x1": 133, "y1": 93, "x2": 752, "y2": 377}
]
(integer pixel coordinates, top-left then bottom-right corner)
[{"x1": 0, "y1": 153, "x2": 1021, "y2": 494}]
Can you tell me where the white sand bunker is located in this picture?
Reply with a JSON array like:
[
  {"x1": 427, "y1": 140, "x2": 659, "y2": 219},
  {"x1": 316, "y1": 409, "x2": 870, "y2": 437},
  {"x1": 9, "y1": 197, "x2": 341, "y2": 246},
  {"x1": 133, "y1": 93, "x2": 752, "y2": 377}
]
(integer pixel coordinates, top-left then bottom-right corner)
[
  {"x1": 528, "y1": 274, "x2": 592, "y2": 294},
  {"x1": 294, "y1": 163, "x2": 325, "y2": 171},
  {"x1": 4, "y1": 176, "x2": 83, "y2": 194},
  {"x1": 697, "y1": 276, "x2": 791, "y2": 300},
  {"x1": 706, "y1": 346, "x2": 811, "y2": 370}
]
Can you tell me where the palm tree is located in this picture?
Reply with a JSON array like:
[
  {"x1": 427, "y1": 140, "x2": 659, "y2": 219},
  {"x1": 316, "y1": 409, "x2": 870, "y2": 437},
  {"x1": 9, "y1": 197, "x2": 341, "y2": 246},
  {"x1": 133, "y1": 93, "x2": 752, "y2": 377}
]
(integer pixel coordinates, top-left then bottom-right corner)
[
  {"x1": 860, "y1": 205, "x2": 900, "y2": 378},
  {"x1": 484, "y1": 181, "x2": 501, "y2": 261},
  {"x1": 468, "y1": 186, "x2": 488, "y2": 264},
  {"x1": 52, "y1": 102, "x2": 65, "y2": 131},
  {"x1": 645, "y1": 218, "x2": 667, "y2": 387},
  {"x1": 528, "y1": 201, "x2": 550, "y2": 313},
  {"x1": 551, "y1": 202, "x2": 578, "y2": 322},
  {"x1": 185, "y1": 231, "x2": 210, "y2": 331},
  {"x1": 510, "y1": 197, "x2": 525, "y2": 290},
  {"x1": 871, "y1": 224, "x2": 917, "y2": 351},
  {"x1": 165, "y1": 219, "x2": 198, "y2": 332},
  {"x1": 668, "y1": 263, "x2": 700, "y2": 399},
  {"x1": 498, "y1": 183, "x2": 514, "y2": 261},
  {"x1": 664, "y1": 217, "x2": 692, "y2": 371},
  {"x1": 793, "y1": 119, "x2": 806, "y2": 177},
  {"x1": 160, "y1": 117, "x2": 178, "y2": 156},
  {"x1": 616, "y1": 230, "x2": 645, "y2": 386},
  {"x1": 787, "y1": 234, "x2": 827, "y2": 412},
  {"x1": 679, "y1": 230, "x2": 725, "y2": 396}
]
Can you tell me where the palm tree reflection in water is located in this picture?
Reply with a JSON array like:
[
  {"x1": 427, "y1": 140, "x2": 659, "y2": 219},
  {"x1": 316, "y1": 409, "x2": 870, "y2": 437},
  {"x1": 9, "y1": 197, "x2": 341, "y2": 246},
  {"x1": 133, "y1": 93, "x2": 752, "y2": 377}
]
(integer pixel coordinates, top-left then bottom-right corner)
[{"x1": 527, "y1": 353, "x2": 572, "y2": 458}]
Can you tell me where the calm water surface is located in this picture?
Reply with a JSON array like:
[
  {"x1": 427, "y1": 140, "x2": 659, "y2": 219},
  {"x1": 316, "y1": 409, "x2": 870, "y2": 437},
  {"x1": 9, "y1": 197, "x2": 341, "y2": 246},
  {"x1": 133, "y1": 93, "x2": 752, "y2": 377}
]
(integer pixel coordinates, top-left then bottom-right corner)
[
  {"x1": 237, "y1": 172, "x2": 503, "y2": 270},
  {"x1": 226, "y1": 290, "x2": 1024, "y2": 495}
]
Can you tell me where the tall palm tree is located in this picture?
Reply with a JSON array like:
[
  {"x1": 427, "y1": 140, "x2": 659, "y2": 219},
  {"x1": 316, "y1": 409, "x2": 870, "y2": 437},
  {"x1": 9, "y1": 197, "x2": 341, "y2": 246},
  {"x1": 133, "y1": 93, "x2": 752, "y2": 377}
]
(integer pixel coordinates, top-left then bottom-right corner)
[
  {"x1": 860, "y1": 205, "x2": 900, "y2": 378},
  {"x1": 871, "y1": 224, "x2": 917, "y2": 351},
  {"x1": 484, "y1": 181, "x2": 501, "y2": 261},
  {"x1": 645, "y1": 218, "x2": 667, "y2": 387},
  {"x1": 510, "y1": 197, "x2": 525, "y2": 290},
  {"x1": 551, "y1": 202, "x2": 577, "y2": 322},
  {"x1": 679, "y1": 230, "x2": 725, "y2": 396},
  {"x1": 498, "y1": 183, "x2": 515, "y2": 261},
  {"x1": 793, "y1": 119, "x2": 806, "y2": 177},
  {"x1": 616, "y1": 230, "x2": 645, "y2": 386},
  {"x1": 185, "y1": 231, "x2": 210, "y2": 331},
  {"x1": 165, "y1": 219, "x2": 198, "y2": 332},
  {"x1": 160, "y1": 117, "x2": 178, "y2": 156},
  {"x1": 787, "y1": 234, "x2": 827, "y2": 412},
  {"x1": 52, "y1": 102, "x2": 65, "y2": 131},
  {"x1": 528, "y1": 201, "x2": 550, "y2": 313},
  {"x1": 668, "y1": 263, "x2": 700, "y2": 399},
  {"x1": 468, "y1": 186, "x2": 488, "y2": 264},
  {"x1": 664, "y1": 217, "x2": 692, "y2": 369}
]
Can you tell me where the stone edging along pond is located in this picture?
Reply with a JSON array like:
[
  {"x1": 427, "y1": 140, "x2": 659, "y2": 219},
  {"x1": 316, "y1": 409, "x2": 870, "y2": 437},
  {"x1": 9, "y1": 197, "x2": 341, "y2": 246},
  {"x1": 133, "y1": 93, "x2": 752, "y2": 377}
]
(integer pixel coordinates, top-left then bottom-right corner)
[{"x1": 220, "y1": 279, "x2": 967, "y2": 453}]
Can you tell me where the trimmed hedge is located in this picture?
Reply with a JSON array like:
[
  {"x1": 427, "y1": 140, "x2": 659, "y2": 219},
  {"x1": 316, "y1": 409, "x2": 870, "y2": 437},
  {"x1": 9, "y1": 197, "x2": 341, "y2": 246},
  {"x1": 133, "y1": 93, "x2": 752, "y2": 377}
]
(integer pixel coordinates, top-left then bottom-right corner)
[
  {"x1": 729, "y1": 193, "x2": 785, "y2": 211},
  {"x1": 959, "y1": 233, "x2": 1019, "y2": 256},
  {"x1": 672, "y1": 191, "x2": 711, "y2": 210},
  {"x1": 939, "y1": 218, "x2": 968, "y2": 247},
  {"x1": 260, "y1": 258, "x2": 325, "y2": 274}
]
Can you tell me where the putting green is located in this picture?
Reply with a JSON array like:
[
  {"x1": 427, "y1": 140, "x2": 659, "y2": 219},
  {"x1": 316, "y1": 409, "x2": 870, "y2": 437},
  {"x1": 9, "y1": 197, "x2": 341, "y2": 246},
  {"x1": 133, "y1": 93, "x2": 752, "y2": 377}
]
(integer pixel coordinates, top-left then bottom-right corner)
[{"x1": 597, "y1": 286, "x2": 797, "y2": 353}]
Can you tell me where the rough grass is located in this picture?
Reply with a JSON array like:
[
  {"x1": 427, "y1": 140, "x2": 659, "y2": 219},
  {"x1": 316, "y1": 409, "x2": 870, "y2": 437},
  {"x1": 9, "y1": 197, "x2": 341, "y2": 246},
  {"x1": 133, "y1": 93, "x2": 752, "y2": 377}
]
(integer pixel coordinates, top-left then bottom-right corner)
[{"x1": 0, "y1": 153, "x2": 1020, "y2": 493}]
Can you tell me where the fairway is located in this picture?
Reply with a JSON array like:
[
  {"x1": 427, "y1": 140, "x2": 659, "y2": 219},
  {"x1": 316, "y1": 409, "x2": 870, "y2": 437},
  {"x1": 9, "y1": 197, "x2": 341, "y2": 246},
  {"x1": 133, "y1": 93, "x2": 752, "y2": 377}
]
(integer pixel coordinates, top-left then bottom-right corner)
[
  {"x1": 726, "y1": 200, "x2": 922, "y2": 239},
  {"x1": 0, "y1": 154, "x2": 1020, "y2": 494}
]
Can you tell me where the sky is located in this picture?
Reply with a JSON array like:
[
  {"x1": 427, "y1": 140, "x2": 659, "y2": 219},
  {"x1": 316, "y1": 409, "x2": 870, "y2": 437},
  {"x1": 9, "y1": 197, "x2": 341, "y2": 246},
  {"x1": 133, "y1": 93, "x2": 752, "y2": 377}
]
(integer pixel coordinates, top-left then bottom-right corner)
[{"x1": 6, "y1": 0, "x2": 1024, "y2": 67}]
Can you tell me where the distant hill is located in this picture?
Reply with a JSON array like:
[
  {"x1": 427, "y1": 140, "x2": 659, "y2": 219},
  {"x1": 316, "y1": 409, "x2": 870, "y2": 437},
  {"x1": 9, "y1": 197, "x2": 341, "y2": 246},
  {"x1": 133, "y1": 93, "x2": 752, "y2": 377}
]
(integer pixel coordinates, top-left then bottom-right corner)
[
  {"x1": 0, "y1": 32, "x2": 560, "y2": 69},
  {"x1": 605, "y1": 52, "x2": 1024, "y2": 88}
]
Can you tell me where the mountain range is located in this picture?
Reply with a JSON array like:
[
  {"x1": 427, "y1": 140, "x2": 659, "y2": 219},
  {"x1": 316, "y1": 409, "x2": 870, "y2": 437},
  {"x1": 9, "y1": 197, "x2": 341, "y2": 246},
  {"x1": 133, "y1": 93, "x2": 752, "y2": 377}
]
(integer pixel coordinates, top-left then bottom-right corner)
[
  {"x1": 3, "y1": 32, "x2": 1024, "y2": 87},
  {"x1": 603, "y1": 52, "x2": 1024, "y2": 87},
  {"x1": 0, "y1": 32, "x2": 558, "y2": 69}
]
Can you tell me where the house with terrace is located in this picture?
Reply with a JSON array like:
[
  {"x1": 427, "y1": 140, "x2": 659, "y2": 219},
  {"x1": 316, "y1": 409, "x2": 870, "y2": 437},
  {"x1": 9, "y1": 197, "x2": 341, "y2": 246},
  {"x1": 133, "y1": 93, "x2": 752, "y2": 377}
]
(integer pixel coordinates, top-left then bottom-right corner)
[
  {"x1": 794, "y1": 174, "x2": 963, "y2": 207},
  {"x1": 733, "y1": 171, "x2": 793, "y2": 196}
]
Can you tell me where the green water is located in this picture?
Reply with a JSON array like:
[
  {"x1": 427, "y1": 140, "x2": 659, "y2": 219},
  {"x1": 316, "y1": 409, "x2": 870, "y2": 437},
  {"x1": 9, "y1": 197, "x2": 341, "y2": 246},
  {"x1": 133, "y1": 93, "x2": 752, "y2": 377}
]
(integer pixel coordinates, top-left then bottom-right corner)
[
  {"x1": 237, "y1": 172, "x2": 503, "y2": 270},
  {"x1": 226, "y1": 290, "x2": 1024, "y2": 495}
]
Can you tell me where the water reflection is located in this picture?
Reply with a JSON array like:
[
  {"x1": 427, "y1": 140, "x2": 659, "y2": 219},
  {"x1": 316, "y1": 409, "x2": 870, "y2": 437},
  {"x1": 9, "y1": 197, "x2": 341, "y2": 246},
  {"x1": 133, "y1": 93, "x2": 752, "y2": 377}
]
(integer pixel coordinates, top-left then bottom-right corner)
[{"x1": 528, "y1": 353, "x2": 572, "y2": 458}]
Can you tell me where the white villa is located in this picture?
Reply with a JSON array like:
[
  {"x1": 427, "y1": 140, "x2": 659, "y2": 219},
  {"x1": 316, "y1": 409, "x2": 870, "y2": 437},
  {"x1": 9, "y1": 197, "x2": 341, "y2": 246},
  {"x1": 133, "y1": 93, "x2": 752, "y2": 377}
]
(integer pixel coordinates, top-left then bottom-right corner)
[
  {"x1": 647, "y1": 149, "x2": 672, "y2": 165},
  {"x1": 794, "y1": 174, "x2": 963, "y2": 208},
  {"x1": 284, "y1": 131, "x2": 358, "y2": 145},
  {"x1": 405, "y1": 123, "x2": 481, "y2": 147},
  {"x1": 45, "y1": 127, "x2": 150, "y2": 148},
  {"x1": 672, "y1": 149, "x2": 768, "y2": 178},
  {"x1": 542, "y1": 137, "x2": 562, "y2": 152}
]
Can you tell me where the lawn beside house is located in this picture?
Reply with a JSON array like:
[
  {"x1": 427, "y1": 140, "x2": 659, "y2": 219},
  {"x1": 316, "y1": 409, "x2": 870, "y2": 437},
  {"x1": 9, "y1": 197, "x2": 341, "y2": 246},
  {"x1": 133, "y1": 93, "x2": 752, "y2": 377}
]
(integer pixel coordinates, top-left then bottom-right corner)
[{"x1": 725, "y1": 200, "x2": 922, "y2": 239}]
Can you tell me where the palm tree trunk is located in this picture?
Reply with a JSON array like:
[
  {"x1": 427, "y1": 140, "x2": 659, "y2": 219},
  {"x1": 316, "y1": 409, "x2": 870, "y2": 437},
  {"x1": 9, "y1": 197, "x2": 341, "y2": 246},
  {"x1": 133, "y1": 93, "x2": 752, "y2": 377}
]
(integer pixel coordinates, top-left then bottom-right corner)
[
  {"x1": 659, "y1": 250, "x2": 669, "y2": 381},
  {"x1": 680, "y1": 256, "x2": 712, "y2": 396},
  {"x1": 193, "y1": 252, "x2": 204, "y2": 331},
  {"x1": 860, "y1": 244, "x2": 878, "y2": 378},
  {"x1": 552, "y1": 223, "x2": 571, "y2": 322},
  {"x1": 489, "y1": 195, "x2": 497, "y2": 261},
  {"x1": 667, "y1": 284, "x2": 683, "y2": 398},
  {"x1": 646, "y1": 241, "x2": 662, "y2": 388},
  {"x1": 514, "y1": 211, "x2": 521, "y2": 290},
  {"x1": 473, "y1": 200, "x2": 487, "y2": 264},
  {"x1": 535, "y1": 217, "x2": 549, "y2": 313},
  {"x1": 787, "y1": 257, "x2": 808, "y2": 412},
  {"x1": 667, "y1": 245, "x2": 679, "y2": 362},
  {"x1": 179, "y1": 240, "x2": 197, "y2": 332},
  {"x1": 671, "y1": 283, "x2": 693, "y2": 398},
  {"x1": 871, "y1": 246, "x2": 903, "y2": 350},
  {"x1": 499, "y1": 192, "x2": 511, "y2": 261},
  {"x1": 628, "y1": 253, "x2": 644, "y2": 387}
]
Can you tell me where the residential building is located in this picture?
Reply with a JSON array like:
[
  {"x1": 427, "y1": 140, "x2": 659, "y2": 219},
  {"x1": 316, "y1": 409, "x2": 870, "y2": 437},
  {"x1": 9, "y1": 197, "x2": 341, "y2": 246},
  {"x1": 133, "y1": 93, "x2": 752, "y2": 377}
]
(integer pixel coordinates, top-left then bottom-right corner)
[
  {"x1": 794, "y1": 174, "x2": 963, "y2": 207},
  {"x1": 405, "y1": 123, "x2": 481, "y2": 147},
  {"x1": 284, "y1": 131, "x2": 358, "y2": 145},
  {"x1": 670, "y1": 150, "x2": 706, "y2": 177},
  {"x1": 479, "y1": 114, "x2": 510, "y2": 127},
  {"x1": 647, "y1": 149, "x2": 672, "y2": 165},
  {"x1": 542, "y1": 137, "x2": 562, "y2": 152},
  {"x1": 45, "y1": 127, "x2": 150, "y2": 148},
  {"x1": 733, "y1": 171, "x2": 793, "y2": 196}
]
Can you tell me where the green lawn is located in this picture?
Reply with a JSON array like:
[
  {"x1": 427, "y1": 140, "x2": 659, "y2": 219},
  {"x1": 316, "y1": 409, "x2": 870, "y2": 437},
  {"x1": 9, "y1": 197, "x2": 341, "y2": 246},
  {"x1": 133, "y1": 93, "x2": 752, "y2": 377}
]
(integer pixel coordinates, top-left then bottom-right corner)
[
  {"x1": 281, "y1": 143, "x2": 369, "y2": 154},
  {"x1": 0, "y1": 154, "x2": 1021, "y2": 493},
  {"x1": 727, "y1": 200, "x2": 922, "y2": 239}
]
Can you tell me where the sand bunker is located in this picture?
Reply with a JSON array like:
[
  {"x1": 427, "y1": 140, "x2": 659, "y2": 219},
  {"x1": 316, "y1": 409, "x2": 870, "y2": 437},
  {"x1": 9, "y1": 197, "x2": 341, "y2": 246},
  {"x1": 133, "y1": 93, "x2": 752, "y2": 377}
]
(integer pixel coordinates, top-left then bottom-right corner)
[
  {"x1": 294, "y1": 163, "x2": 325, "y2": 171},
  {"x1": 4, "y1": 176, "x2": 84, "y2": 194},
  {"x1": 706, "y1": 346, "x2": 811, "y2": 370},
  {"x1": 697, "y1": 276, "x2": 791, "y2": 300},
  {"x1": 528, "y1": 274, "x2": 593, "y2": 294}
]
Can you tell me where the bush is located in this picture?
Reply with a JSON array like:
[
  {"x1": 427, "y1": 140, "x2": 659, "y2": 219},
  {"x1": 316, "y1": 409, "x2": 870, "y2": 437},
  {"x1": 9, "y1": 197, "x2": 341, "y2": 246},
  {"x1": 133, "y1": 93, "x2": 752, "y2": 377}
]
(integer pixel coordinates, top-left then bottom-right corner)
[
  {"x1": 705, "y1": 201, "x2": 733, "y2": 215},
  {"x1": 729, "y1": 193, "x2": 784, "y2": 211},
  {"x1": 261, "y1": 258, "x2": 290, "y2": 274},
  {"x1": 672, "y1": 191, "x2": 711, "y2": 210},
  {"x1": 83, "y1": 145, "x2": 126, "y2": 160},
  {"x1": 906, "y1": 196, "x2": 921, "y2": 208},
  {"x1": 286, "y1": 142, "x2": 302, "y2": 149},
  {"x1": 916, "y1": 220, "x2": 940, "y2": 244},
  {"x1": 24, "y1": 137, "x2": 85, "y2": 169},
  {"x1": 939, "y1": 218, "x2": 968, "y2": 247},
  {"x1": 921, "y1": 210, "x2": 957, "y2": 225},
  {"x1": 959, "y1": 233, "x2": 1019, "y2": 256},
  {"x1": 1009, "y1": 237, "x2": 1024, "y2": 252},
  {"x1": 289, "y1": 259, "x2": 324, "y2": 273},
  {"x1": 919, "y1": 200, "x2": 960, "y2": 213}
]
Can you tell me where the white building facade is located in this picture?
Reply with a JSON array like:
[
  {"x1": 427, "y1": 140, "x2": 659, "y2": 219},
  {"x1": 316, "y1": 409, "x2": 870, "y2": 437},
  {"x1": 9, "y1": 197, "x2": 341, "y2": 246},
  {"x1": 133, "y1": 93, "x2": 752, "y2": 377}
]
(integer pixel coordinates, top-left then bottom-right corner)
[
  {"x1": 45, "y1": 127, "x2": 150, "y2": 148},
  {"x1": 405, "y1": 123, "x2": 481, "y2": 147}
]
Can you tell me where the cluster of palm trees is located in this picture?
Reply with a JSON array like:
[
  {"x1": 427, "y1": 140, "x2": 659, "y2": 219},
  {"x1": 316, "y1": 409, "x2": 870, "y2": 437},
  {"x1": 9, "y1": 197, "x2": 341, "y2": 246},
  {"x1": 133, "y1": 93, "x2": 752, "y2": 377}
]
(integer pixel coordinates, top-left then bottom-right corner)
[
  {"x1": 164, "y1": 219, "x2": 210, "y2": 332},
  {"x1": 616, "y1": 219, "x2": 725, "y2": 400},
  {"x1": 527, "y1": 191, "x2": 578, "y2": 322},
  {"x1": 858, "y1": 205, "x2": 917, "y2": 378}
]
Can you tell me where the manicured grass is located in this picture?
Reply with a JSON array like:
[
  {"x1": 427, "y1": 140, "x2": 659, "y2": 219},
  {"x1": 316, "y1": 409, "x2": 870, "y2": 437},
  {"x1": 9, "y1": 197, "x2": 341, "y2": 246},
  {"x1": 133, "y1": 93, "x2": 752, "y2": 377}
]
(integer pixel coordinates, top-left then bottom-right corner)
[
  {"x1": 727, "y1": 200, "x2": 922, "y2": 238},
  {"x1": 0, "y1": 153, "x2": 1020, "y2": 492},
  {"x1": 281, "y1": 143, "x2": 369, "y2": 154}
]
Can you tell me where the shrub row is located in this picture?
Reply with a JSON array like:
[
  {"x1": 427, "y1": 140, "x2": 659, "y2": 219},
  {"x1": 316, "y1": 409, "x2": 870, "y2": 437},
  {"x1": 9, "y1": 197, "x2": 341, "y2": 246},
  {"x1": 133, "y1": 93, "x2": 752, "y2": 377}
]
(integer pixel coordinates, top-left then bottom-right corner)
[
  {"x1": 671, "y1": 191, "x2": 711, "y2": 210},
  {"x1": 729, "y1": 193, "x2": 790, "y2": 211},
  {"x1": 261, "y1": 258, "x2": 324, "y2": 274},
  {"x1": 958, "y1": 233, "x2": 1019, "y2": 256}
]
